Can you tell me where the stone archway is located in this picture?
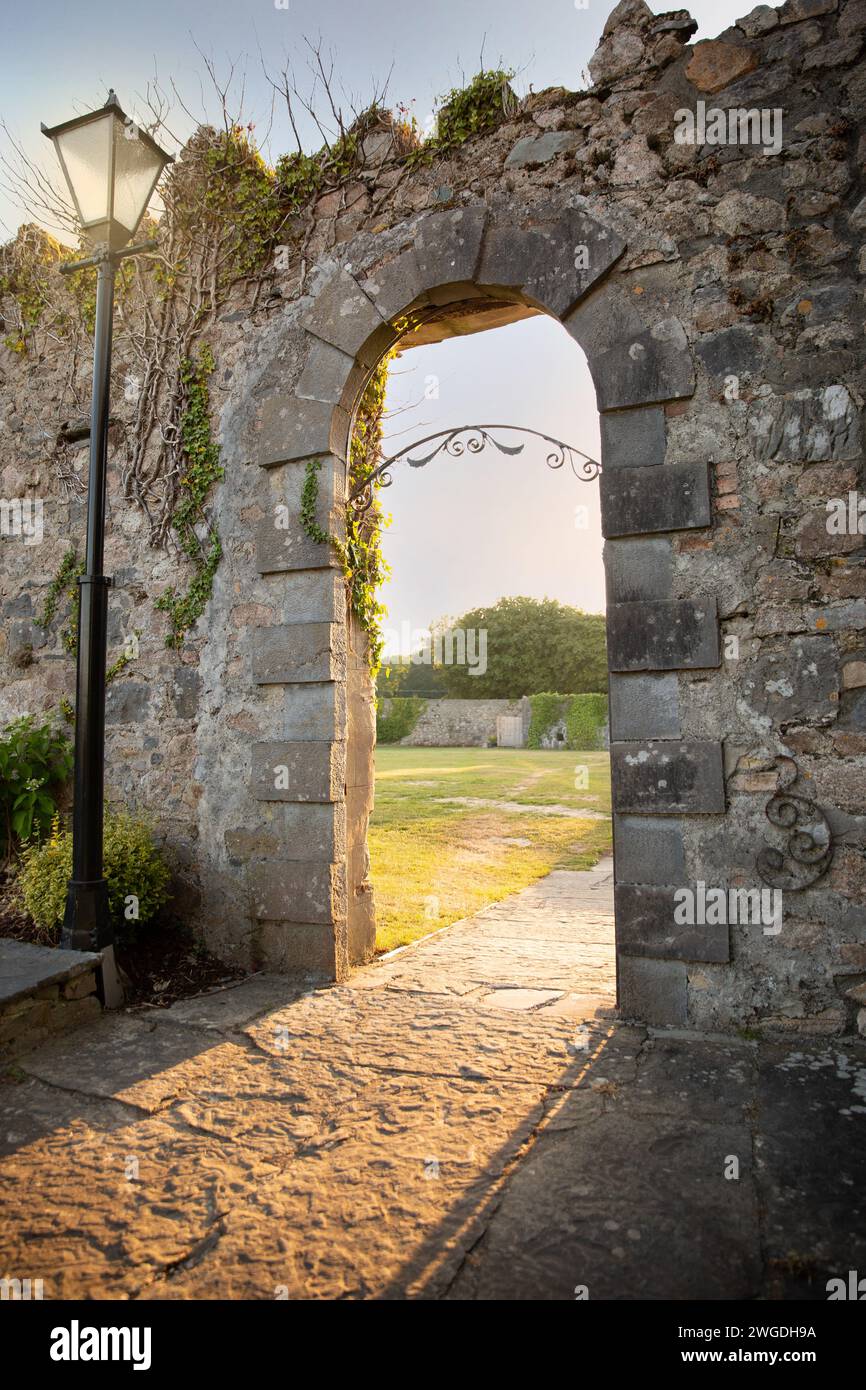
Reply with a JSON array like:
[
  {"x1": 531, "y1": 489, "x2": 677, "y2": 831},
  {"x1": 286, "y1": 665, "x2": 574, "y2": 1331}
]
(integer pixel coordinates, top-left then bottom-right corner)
[{"x1": 231, "y1": 196, "x2": 726, "y2": 1026}]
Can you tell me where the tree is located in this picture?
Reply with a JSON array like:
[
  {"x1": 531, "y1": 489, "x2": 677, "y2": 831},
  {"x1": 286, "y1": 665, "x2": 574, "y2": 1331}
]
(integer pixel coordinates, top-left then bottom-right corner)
[{"x1": 435, "y1": 596, "x2": 606, "y2": 698}]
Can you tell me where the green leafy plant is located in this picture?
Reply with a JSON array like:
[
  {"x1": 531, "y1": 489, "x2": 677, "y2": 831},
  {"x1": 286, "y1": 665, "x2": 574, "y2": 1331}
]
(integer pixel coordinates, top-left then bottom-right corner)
[
  {"x1": 17, "y1": 810, "x2": 171, "y2": 940},
  {"x1": 527, "y1": 692, "x2": 608, "y2": 750},
  {"x1": 410, "y1": 69, "x2": 517, "y2": 164},
  {"x1": 0, "y1": 716, "x2": 73, "y2": 862},
  {"x1": 301, "y1": 351, "x2": 395, "y2": 674},
  {"x1": 527, "y1": 693, "x2": 569, "y2": 748},
  {"x1": 34, "y1": 547, "x2": 84, "y2": 653},
  {"x1": 376, "y1": 696, "x2": 427, "y2": 745},
  {"x1": 564, "y1": 692, "x2": 608, "y2": 751},
  {"x1": 155, "y1": 346, "x2": 224, "y2": 648}
]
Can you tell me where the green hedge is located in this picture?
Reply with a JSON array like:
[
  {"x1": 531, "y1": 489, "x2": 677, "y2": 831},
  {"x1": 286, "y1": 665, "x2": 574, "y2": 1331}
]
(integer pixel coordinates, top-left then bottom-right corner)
[
  {"x1": 565, "y1": 692, "x2": 609, "y2": 750},
  {"x1": 376, "y1": 696, "x2": 427, "y2": 745},
  {"x1": 527, "y1": 692, "x2": 608, "y2": 750}
]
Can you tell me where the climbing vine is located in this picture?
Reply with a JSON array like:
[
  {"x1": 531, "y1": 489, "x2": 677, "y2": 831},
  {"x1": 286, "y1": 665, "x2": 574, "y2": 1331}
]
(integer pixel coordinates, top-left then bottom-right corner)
[
  {"x1": 301, "y1": 350, "x2": 397, "y2": 675},
  {"x1": 154, "y1": 346, "x2": 224, "y2": 648},
  {"x1": 1, "y1": 67, "x2": 522, "y2": 679}
]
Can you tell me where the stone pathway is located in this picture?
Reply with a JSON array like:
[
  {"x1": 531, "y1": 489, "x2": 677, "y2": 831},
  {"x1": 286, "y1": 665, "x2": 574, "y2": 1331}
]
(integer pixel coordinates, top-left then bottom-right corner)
[{"x1": 1, "y1": 858, "x2": 864, "y2": 1300}]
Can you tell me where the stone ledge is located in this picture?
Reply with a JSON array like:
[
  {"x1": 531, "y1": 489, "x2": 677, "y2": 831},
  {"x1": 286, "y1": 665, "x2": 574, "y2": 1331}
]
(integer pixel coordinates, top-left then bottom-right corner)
[{"x1": 0, "y1": 940, "x2": 101, "y2": 1059}]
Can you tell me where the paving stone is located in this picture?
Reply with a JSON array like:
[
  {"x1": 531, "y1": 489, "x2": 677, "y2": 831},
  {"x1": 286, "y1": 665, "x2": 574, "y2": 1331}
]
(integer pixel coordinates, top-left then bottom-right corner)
[
  {"x1": 611, "y1": 740, "x2": 726, "y2": 814},
  {"x1": 162, "y1": 975, "x2": 305, "y2": 1031},
  {"x1": 478, "y1": 987, "x2": 565, "y2": 1010},
  {"x1": 446, "y1": 1106, "x2": 759, "y2": 1300},
  {"x1": 607, "y1": 598, "x2": 720, "y2": 671},
  {"x1": 601, "y1": 460, "x2": 711, "y2": 537}
]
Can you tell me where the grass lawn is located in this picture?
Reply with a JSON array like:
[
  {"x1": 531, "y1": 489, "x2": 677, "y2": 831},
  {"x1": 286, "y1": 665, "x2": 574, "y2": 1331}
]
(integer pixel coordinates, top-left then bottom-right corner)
[{"x1": 368, "y1": 747, "x2": 612, "y2": 953}]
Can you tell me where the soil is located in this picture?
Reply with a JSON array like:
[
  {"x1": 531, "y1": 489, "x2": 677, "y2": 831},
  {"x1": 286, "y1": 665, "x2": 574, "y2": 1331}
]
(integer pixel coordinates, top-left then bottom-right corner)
[{"x1": 0, "y1": 868, "x2": 244, "y2": 1009}]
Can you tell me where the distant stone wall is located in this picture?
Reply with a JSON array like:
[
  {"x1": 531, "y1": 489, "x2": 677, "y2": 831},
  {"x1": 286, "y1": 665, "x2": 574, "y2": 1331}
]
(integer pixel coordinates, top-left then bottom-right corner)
[{"x1": 379, "y1": 698, "x2": 525, "y2": 747}]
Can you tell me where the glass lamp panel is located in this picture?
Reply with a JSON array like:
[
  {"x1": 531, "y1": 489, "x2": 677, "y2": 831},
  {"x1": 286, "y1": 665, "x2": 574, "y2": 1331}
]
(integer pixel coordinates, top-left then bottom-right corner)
[
  {"x1": 54, "y1": 115, "x2": 112, "y2": 225},
  {"x1": 111, "y1": 121, "x2": 164, "y2": 235}
]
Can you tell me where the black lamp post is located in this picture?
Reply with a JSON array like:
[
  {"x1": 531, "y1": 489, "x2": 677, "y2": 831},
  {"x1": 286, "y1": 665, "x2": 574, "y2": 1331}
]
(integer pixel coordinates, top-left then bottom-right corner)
[{"x1": 42, "y1": 92, "x2": 173, "y2": 1002}]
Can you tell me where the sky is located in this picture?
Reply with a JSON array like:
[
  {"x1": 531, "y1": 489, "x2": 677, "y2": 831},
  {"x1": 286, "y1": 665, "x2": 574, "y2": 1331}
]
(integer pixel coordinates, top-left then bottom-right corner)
[{"x1": 2, "y1": 0, "x2": 771, "y2": 656}]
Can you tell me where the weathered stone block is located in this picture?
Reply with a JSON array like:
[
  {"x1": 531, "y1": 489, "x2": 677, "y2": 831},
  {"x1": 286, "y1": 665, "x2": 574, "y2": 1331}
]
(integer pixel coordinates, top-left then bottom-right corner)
[
  {"x1": 106, "y1": 682, "x2": 151, "y2": 726},
  {"x1": 614, "y1": 815, "x2": 686, "y2": 885},
  {"x1": 255, "y1": 515, "x2": 338, "y2": 574},
  {"x1": 615, "y1": 884, "x2": 730, "y2": 963},
  {"x1": 248, "y1": 860, "x2": 346, "y2": 925},
  {"x1": 478, "y1": 205, "x2": 626, "y2": 318},
  {"x1": 609, "y1": 673, "x2": 681, "y2": 740},
  {"x1": 295, "y1": 335, "x2": 356, "y2": 404},
  {"x1": 255, "y1": 921, "x2": 337, "y2": 976},
  {"x1": 604, "y1": 538, "x2": 674, "y2": 603},
  {"x1": 617, "y1": 956, "x2": 688, "y2": 1026},
  {"x1": 601, "y1": 461, "x2": 711, "y2": 537},
  {"x1": 600, "y1": 406, "x2": 667, "y2": 469},
  {"x1": 747, "y1": 386, "x2": 860, "y2": 462},
  {"x1": 414, "y1": 205, "x2": 487, "y2": 291},
  {"x1": 611, "y1": 741, "x2": 726, "y2": 814},
  {"x1": 248, "y1": 395, "x2": 351, "y2": 468},
  {"x1": 252, "y1": 623, "x2": 346, "y2": 684},
  {"x1": 279, "y1": 682, "x2": 346, "y2": 743},
  {"x1": 741, "y1": 634, "x2": 839, "y2": 722},
  {"x1": 568, "y1": 298, "x2": 695, "y2": 410},
  {"x1": 504, "y1": 132, "x2": 583, "y2": 167},
  {"x1": 607, "y1": 599, "x2": 720, "y2": 671},
  {"x1": 357, "y1": 247, "x2": 427, "y2": 322},
  {"x1": 251, "y1": 741, "x2": 346, "y2": 803},
  {"x1": 302, "y1": 268, "x2": 386, "y2": 359},
  {"x1": 225, "y1": 802, "x2": 344, "y2": 864},
  {"x1": 265, "y1": 570, "x2": 345, "y2": 625}
]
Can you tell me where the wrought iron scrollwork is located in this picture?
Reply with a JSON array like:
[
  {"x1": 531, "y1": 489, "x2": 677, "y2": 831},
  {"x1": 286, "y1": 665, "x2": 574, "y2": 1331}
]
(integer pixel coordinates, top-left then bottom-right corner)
[
  {"x1": 348, "y1": 425, "x2": 601, "y2": 520},
  {"x1": 756, "y1": 756, "x2": 834, "y2": 890}
]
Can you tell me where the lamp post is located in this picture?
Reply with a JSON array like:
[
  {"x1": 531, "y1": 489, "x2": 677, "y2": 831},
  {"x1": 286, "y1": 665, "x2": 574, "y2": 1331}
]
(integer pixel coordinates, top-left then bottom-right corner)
[{"x1": 42, "y1": 92, "x2": 173, "y2": 1002}]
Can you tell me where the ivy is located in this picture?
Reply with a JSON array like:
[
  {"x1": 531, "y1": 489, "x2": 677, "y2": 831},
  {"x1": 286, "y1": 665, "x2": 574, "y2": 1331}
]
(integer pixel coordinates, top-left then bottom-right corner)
[
  {"x1": 155, "y1": 346, "x2": 224, "y2": 648},
  {"x1": 409, "y1": 69, "x2": 517, "y2": 165},
  {"x1": 34, "y1": 547, "x2": 81, "y2": 633},
  {"x1": 300, "y1": 351, "x2": 395, "y2": 675}
]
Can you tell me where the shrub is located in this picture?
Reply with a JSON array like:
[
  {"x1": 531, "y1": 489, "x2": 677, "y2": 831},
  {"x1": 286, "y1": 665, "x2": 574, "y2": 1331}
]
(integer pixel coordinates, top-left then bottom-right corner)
[
  {"x1": 0, "y1": 715, "x2": 73, "y2": 859},
  {"x1": 376, "y1": 696, "x2": 427, "y2": 745},
  {"x1": 17, "y1": 811, "x2": 171, "y2": 940}
]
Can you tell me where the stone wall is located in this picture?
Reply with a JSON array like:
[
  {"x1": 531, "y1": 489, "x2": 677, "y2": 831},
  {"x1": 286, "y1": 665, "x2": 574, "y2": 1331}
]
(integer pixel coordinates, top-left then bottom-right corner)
[
  {"x1": 1, "y1": 0, "x2": 865, "y2": 1032},
  {"x1": 379, "y1": 697, "x2": 525, "y2": 746}
]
